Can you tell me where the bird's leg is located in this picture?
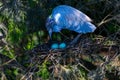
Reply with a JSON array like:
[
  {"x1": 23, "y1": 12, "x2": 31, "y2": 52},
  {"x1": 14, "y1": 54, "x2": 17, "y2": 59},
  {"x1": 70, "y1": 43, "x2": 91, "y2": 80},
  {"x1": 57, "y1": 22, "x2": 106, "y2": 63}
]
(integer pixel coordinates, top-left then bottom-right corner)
[
  {"x1": 69, "y1": 34, "x2": 82, "y2": 46},
  {"x1": 59, "y1": 32, "x2": 69, "y2": 39}
]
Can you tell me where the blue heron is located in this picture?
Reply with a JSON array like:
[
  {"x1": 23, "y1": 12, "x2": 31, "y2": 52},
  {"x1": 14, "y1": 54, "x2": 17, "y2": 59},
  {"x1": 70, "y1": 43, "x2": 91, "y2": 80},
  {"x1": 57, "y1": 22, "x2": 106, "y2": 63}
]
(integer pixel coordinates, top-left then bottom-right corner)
[{"x1": 46, "y1": 5, "x2": 96, "y2": 47}]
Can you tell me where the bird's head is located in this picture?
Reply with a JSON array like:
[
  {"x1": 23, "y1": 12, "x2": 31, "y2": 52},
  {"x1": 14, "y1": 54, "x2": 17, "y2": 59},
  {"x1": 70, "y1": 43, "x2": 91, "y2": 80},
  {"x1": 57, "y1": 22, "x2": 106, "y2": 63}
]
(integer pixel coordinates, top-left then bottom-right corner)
[{"x1": 46, "y1": 15, "x2": 55, "y2": 38}]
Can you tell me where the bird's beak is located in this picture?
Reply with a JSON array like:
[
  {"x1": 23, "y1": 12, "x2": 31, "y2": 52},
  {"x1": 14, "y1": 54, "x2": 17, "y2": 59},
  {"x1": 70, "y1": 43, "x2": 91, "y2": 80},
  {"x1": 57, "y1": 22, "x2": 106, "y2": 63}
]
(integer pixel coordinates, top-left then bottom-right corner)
[{"x1": 49, "y1": 29, "x2": 52, "y2": 38}]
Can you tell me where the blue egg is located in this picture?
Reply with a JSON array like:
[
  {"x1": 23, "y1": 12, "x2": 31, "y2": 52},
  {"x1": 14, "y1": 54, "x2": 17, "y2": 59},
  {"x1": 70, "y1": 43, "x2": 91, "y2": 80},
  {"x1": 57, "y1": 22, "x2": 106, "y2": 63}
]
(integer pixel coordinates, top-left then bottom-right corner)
[
  {"x1": 51, "y1": 43, "x2": 59, "y2": 49},
  {"x1": 59, "y1": 43, "x2": 66, "y2": 49}
]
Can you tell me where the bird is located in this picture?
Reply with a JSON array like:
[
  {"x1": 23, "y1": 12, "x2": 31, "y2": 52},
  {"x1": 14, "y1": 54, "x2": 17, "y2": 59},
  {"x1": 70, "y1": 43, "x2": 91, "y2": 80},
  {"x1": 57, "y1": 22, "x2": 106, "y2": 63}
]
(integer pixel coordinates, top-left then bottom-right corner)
[{"x1": 46, "y1": 5, "x2": 96, "y2": 47}]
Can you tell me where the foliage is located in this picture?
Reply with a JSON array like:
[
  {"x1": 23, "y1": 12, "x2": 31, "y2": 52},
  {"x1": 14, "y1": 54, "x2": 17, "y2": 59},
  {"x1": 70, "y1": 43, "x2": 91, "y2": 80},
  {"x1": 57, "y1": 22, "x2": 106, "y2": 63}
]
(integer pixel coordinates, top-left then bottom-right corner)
[
  {"x1": 37, "y1": 62, "x2": 50, "y2": 79},
  {"x1": 0, "y1": 0, "x2": 120, "y2": 80}
]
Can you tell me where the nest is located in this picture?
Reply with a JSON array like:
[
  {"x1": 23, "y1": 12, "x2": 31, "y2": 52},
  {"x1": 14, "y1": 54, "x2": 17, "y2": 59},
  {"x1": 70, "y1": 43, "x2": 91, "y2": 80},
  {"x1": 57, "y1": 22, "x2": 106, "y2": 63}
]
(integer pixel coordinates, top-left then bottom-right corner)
[{"x1": 25, "y1": 32, "x2": 120, "y2": 80}]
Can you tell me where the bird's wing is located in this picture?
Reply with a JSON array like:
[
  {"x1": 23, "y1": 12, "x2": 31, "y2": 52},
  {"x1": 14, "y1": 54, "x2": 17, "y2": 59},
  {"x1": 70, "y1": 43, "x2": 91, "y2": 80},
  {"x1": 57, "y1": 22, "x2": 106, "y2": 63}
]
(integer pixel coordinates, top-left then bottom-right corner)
[
  {"x1": 52, "y1": 5, "x2": 92, "y2": 24},
  {"x1": 52, "y1": 5, "x2": 96, "y2": 33}
]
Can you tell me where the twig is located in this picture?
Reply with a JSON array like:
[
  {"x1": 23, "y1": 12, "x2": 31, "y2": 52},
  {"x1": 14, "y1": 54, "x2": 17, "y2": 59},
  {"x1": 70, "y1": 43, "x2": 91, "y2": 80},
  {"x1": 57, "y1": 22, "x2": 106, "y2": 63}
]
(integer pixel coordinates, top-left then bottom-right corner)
[
  {"x1": 0, "y1": 56, "x2": 17, "y2": 67},
  {"x1": 78, "y1": 63, "x2": 90, "y2": 72},
  {"x1": 97, "y1": 11, "x2": 113, "y2": 27}
]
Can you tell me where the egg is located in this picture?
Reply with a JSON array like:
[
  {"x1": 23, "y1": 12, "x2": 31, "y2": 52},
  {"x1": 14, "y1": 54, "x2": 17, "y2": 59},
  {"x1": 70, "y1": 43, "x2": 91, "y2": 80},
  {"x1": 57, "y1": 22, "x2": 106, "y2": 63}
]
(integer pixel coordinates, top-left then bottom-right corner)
[
  {"x1": 51, "y1": 43, "x2": 59, "y2": 49},
  {"x1": 59, "y1": 42, "x2": 66, "y2": 49}
]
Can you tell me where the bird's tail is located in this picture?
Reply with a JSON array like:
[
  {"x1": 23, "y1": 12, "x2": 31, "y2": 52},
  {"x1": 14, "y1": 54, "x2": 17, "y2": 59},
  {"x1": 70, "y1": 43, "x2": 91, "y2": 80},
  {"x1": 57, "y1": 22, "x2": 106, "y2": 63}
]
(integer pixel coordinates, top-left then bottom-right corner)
[{"x1": 76, "y1": 22, "x2": 96, "y2": 33}]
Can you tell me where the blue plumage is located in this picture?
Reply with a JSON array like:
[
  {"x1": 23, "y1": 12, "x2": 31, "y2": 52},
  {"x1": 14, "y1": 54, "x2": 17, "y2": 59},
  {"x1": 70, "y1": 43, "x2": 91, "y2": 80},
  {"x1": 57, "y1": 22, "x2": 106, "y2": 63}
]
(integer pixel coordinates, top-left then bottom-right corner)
[{"x1": 46, "y1": 5, "x2": 96, "y2": 37}]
